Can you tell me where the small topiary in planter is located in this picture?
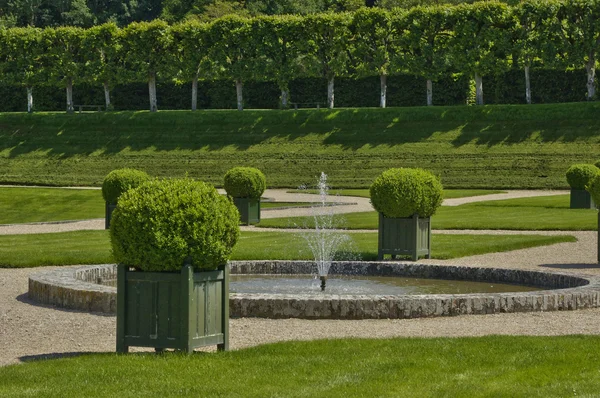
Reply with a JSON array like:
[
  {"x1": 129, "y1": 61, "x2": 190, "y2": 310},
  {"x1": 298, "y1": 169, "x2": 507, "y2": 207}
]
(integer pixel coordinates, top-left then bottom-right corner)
[
  {"x1": 370, "y1": 168, "x2": 443, "y2": 261},
  {"x1": 566, "y1": 164, "x2": 599, "y2": 209},
  {"x1": 587, "y1": 174, "x2": 600, "y2": 263},
  {"x1": 223, "y1": 166, "x2": 266, "y2": 225},
  {"x1": 111, "y1": 178, "x2": 240, "y2": 353},
  {"x1": 101, "y1": 168, "x2": 150, "y2": 229}
]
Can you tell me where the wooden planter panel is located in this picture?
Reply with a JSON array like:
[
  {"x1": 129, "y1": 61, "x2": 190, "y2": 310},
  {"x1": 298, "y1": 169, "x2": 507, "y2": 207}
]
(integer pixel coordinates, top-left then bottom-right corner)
[
  {"x1": 105, "y1": 202, "x2": 117, "y2": 229},
  {"x1": 233, "y1": 197, "x2": 261, "y2": 225},
  {"x1": 570, "y1": 189, "x2": 596, "y2": 209},
  {"x1": 378, "y1": 213, "x2": 431, "y2": 261},
  {"x1": 117, "y1": 264, "x2": 229, "y2": 353}
]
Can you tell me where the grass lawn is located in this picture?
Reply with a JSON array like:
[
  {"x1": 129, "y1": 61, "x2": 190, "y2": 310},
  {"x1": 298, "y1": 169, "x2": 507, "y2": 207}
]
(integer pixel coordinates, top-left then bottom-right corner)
[
  {"x1": 0, "y1": 187, "x2": 103, "y2": 224},
  {"x1": 2, "y1": 336, "x2": 600, "y2": 397},
  {"x1": 258, "y1": 194, "x2": 599, "y2": 230},
  {"x1": 0, "y1": 230, "x2": 575, "y2": 268},
  {"x1": 287, "y1": 188, "x2": 506, "y2": 199},
  {"x1": 1, "y1": 103, "x2": 600, "y2": 188}
]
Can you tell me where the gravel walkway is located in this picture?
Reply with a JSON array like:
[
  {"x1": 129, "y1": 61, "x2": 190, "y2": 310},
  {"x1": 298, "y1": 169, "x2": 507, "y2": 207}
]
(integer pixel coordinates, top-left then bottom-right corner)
[{"x1": 1, "y1": 189, "x2": 598, "y2": 367}]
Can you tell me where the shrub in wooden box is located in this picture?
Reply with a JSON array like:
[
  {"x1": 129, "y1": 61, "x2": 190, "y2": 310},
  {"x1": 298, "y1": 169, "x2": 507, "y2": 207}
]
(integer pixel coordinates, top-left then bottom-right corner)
[{"x1": 224, "y1": 167, "x2": 266, "y2": 225}]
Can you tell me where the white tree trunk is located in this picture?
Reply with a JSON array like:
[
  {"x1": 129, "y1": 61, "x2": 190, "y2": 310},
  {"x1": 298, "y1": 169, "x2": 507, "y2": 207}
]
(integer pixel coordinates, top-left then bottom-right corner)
[
  {"x1": 379, "y1": 74, "x2": 387, "y2": 108},
  {"x1": 191, "y1": 75, "x2": 198, "y2": 111},
  {"x1": 236, "y1": 80, "x2": 243, "y2": 111},
  {"x1": 426, "y1": 79, "x2": 433, "y2": 106},
  {"x1": 474, "y1": 72, "x2": 484, "y2": 105},
  {"x1": 103, "y1": 81, "x2": 111, "y2": 110},
  {"x1": 524, "y1": 65, "x2": 531, "y2": 105},
  {"x1": 66, "y1": 78, "x2": 74, "y2": 113},
  {"x1": 148, "y1": 73, "x2": 158, "y2": 112},
  {"x1": 27, "y1": 87, "x2": 33, "y2": 113},
  {"x1": 586, "y1": 57, "x2": 596, "y2": 101},
  {"x1": 327, "y1": 76, "x2": 335, "y2": 109},
  {"x1": 281, "y1": 89, "x2": 289, "y2": 108}
]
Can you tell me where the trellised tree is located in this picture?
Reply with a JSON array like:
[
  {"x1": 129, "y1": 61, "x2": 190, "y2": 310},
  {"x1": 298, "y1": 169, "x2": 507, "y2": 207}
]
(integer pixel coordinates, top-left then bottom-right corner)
[
  {"x1": 350, "y1": 8, "x2": 395, "y2": 108},
  {"x1": 40, "y1": 26, "x2": 85, "y2": 113},
  {"x1": 120, "y1": 20, "x2": 174, "y2": 112},
  {"x1": 449, "y1": 2, "x2": 512, "y2": 105},
  {"x1": 0, "y1": 27, "x2": 43, "y2": 113},
  {"x1": 82, "y1": 23, "x2": 122, "y2": 110},
  {"x1": 399, "y1": 6, "x2": 453, "y2": 106},
  {"x1": 208, "y1": 15, "x2": 255, "y2": 111},
  {"x1": 303, "y1": 13, "x2": 351, "y2": 109}
]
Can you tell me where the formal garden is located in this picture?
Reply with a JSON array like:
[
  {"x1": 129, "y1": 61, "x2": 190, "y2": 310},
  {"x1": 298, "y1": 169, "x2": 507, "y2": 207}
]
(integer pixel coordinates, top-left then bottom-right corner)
[{"x1": 3, "y1": 0, "x2": 600, "y2": 396}]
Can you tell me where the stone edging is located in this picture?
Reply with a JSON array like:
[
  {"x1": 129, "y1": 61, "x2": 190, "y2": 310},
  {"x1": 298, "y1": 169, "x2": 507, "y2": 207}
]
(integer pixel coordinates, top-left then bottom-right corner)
[{"x1": 28, "y1": 261, "x2": 600, "y2": 319}]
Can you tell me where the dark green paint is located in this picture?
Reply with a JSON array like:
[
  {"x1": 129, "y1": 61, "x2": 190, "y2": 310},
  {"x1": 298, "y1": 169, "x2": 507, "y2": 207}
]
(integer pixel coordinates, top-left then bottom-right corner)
[
  {"x1": 233, "y1": 197, "x2": 261, "y2": 225},
  {"x1": 570, "y1": 189, "x2": 596, "y2": 209},
  {"x1": 377, "y1": 213, "x2": 431, "y2": 261},
  {"x1": 105, "y1": 202, "x2": 117, "y2": 229}
]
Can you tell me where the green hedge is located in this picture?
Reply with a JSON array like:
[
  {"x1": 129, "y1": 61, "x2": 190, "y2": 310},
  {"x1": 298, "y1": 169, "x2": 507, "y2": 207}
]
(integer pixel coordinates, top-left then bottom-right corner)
[{"x1": 0, "y1": 69, "x2": 588, "y2": 112}]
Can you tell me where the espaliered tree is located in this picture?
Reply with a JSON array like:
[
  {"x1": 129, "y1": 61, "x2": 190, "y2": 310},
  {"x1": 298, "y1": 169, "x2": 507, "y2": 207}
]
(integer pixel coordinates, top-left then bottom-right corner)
[
  {"x1": 303, "y1": 13, "x2": 351, "y2": 109},
  {"x1": 208, "y1": 15, "x2": 256, "y2": 111},
  {"x1": 542, "y1": 0, "x2": 600, "y2": 101},
  {"x1": 253, "y1": 15, "x2": 304, "y2": 108},
  {"x1": 82, "y1": 23, "x2": 122, "y2": 110},
  {"x1": 399, "y1": 6, "x2": 453, "y2": 106},
  {"x1": 0, "y1": 27, "x2": 43, "y2": 113},
  {"x1": 449, "y1": 2, "x2": 512, "y2": 105},
  {"x1": 171, "y1": 20, "x2": 213, "y2": 111},
  {"x1": 120, "y1": 20, "x2": 174, "y2": 112},
  {"x1": 349, "y1": 8, "x2": 395, "y2": 108},
  {"x1": 40, "y1": 26, "x2": 85, "y2": 113}
]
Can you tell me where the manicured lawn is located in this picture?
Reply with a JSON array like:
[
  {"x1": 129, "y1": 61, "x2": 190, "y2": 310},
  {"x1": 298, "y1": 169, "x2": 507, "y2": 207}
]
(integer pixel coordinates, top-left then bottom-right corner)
[
  {"x1": 0, "y1": 187, "x2": 103, "y2": 224},
  {"x1": 287, "y1": 188, "x2": 506, "y2": 199},
  {"x1": 0, "y1": 230, "x2": 575, "y2": 268},
  {"x1": 258, "y1": 195, "x2": 598, "y2": 230},
  {"x1": 2, "y1": 336, "x2": 600, "y2": 397},
  {"x1": 1, "y1": 103, "x2": 600, "y2": 188}
]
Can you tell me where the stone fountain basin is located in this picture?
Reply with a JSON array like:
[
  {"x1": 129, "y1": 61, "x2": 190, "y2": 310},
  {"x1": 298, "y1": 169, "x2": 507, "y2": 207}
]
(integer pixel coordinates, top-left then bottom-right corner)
[{"x1": 28, "y1": 261, "x2": 600, "y2": 319}]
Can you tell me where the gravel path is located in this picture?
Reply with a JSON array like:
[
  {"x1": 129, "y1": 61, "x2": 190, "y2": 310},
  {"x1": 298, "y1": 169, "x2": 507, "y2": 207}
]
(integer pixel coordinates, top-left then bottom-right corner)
[{"x1": 1, "y1": 189, "x2": 598, "y2": 367}]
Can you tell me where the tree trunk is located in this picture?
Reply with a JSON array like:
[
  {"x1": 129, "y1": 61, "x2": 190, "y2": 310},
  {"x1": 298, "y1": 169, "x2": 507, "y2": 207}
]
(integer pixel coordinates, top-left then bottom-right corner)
[
  {"x1": 474, "y1": 72, "x2": 484, "y2": 105},
  {"x1": 27, "y1": 87, "x2": 33, "y2": 113},
  {"x1": 66, "y1": 78, "x2": 74, "y2": 113},
  {"x1": 327, "y1": 76, "x2": 335, "y2": 109},
  {"x1": 586, "y1": 56, "x2": 596, "y2": 101},
  {"x1": 191, "y1": 75, "x2": 198, "y2": 111},
  {"x1": 148, "y1": 73, "x2": 158, "y2": 112},
  {"x1": 379, "y1": 74, "x2": 387, "y2": 108},
  {"x1": 524, "y1": 65, "x2": 531, "y2": 105},
  {"x1": 236, "y1": 80, "x2": 243, "y2": 111},
  {"x1": 281, "y1": 89, "x2": 289, "y2": 108},
  {"x1": 103, "y1": 81, "x2": 111, "y2": 110},
  {"x1": 426, "y1": 79, "x2": 433, "y2": 106}
]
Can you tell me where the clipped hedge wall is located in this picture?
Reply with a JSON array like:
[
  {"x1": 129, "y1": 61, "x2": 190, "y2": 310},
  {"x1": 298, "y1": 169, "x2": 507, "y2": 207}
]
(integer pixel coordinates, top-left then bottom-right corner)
[
  {"x1": 0, "y1": 69, "x2": 588, "y2": 112},
  {"x1": 110, "y1": 178, "x2": 240, "y2": 272}
]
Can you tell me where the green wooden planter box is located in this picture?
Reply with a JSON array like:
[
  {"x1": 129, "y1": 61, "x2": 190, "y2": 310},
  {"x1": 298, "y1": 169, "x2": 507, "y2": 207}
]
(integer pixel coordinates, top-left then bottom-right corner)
[
  {"x1": 570, "y1": 189, "x2": 596, "y2": 209},
  {"x1": 116, "y1": 264, "x2": 229, "y2": 353},
  {"x1": 377, "y1": 213, "x2": 431, "y2": 261},
  {"x1": 233, "y1": 197, "x2": 261, "y2": 225},
  {"x1": 105, "y1": 202, "x2": 117, "y2": 229}
]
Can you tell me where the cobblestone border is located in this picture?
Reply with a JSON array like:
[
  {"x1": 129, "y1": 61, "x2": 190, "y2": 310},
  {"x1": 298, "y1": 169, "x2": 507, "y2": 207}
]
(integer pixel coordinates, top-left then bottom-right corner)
[{"x1": 28, "y1": 261, "x2": 600, "y2": 319}]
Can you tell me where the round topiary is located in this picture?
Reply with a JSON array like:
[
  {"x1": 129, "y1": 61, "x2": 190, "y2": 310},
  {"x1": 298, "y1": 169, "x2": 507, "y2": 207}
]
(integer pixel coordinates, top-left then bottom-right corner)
[
  {"x1": 110, "y1": 178, "x2": 240, "y2": 272},
  {"x1": 102, "y1": 168, "x2": 150, "y2": 204},
  {"x1": 369, "y1": 168, "x2": 444, "y2": 218},
  {"x1": 565, "y1": 164, "x2": 600, "y2": 190},
  {"x1": 595, "y1": 160, "x2": 600, "y2": 169},
  {"x1": 223, "y1": 167, "x2": 266, "y2": 199},
  {"x1": 587, "y1": 173, "x2": 600, "y2": 205}
]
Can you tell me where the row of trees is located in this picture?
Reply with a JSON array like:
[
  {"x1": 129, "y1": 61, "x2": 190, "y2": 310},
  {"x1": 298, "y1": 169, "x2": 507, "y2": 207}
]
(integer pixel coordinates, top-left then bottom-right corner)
[{"x1": 1, "y1": 0, "x2": 599, "y2": 113}]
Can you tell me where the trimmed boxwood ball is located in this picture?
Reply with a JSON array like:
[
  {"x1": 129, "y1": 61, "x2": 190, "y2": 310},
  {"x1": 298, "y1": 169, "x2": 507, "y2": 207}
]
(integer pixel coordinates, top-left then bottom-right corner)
[
  {"x1": 595, "y1": 160, "x2": 600, "y2": 169},
  {"x1": 370, "y1": 168, "x2": 444, "y2": 218},
  {"x1": 566, "y1": 164, "x2": 600, "y2": 190},
  {"x1": 110, "y1": 178, "x2": 240, "y2": 272},
  {"x1": 587, "y1": 173, "x2": 600, "y2": 205},
  {"x1": 223, "y1": 167, "x2": 266, "y2": 198},
  {"x1": 102, "y1": 168, "x2": 150, "y2": 203}
]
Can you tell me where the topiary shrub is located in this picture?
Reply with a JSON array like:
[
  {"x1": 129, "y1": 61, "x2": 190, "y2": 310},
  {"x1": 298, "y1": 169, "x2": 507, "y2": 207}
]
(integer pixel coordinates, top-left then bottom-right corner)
[
  {"x1": 102, "y1": 168, "x2": 150, "y2": 204},
  {"x1": 223, "y1": 167, "x2": 266, "y2": 199},
  {"x1": 566, "y1": 164, "x2": 600, "y2": 190},
  {"x1": 595, "y1": 160, "x2": 600, "y2": 169},
  {"x1": 370, "y1": 168, "x2": 444, "y2": 218},
  {"x1": 110, "y1": 178, "x2": 240, "y2": 272},
  {"x1": 587, "y1": 173, "x2": 600, "y2": 205}
]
